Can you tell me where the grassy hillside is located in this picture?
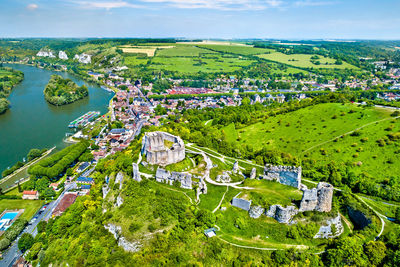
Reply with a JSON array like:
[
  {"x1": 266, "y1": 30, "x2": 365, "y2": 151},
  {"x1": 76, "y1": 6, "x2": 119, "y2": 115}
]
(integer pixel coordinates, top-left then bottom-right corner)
[{"x1": 223, "y1": 103, "x2": 400, "y2": 179}]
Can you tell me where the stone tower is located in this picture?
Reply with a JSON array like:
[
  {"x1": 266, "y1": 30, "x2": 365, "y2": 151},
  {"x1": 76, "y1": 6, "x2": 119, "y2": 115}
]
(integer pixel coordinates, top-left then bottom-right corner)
[{"x1": 315, "y1": 182, "x2": 334, "y2": 212}]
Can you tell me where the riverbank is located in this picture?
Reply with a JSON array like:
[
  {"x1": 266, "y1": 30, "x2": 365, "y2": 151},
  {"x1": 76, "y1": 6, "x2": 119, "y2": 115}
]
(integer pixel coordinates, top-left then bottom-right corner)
[{"x1": 0, "y1": 147, "x2": 55, "y2": 191}]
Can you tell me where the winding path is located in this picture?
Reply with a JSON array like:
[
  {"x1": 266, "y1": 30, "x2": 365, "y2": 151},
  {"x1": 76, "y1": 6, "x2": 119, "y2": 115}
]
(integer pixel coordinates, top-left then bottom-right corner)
[{"x1": 213, "y1": 186, "x2": 229, "y2": 213}]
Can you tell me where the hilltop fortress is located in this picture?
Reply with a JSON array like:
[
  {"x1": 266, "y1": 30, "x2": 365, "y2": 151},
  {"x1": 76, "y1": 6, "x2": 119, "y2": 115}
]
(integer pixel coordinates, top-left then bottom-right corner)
[{"x1": 141, "y1": 131, "x2": 185, "y2": 166}]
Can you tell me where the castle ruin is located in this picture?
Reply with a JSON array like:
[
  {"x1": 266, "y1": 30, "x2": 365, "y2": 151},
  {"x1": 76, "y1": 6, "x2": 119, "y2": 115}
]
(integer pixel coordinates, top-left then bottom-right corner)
[
  {"x1": 265, "y1": 204, "x2": 298, "y2": 224},
  {"x1": 142, "y1": 131, "x2": 185, "y2": 166},
  {"x1": 263, "y1": 164, "x2": 302, "y2": 189},
  {"x1": 299, "y1": 182, "x2": 334, "y2": 212},
  {"x1": 155, "y1": 167, "x2": 192, "y2": 189}
]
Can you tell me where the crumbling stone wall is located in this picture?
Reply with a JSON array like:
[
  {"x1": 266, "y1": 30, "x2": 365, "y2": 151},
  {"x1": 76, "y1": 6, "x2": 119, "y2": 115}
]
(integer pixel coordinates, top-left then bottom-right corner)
[
  {"x1": 263, "y1": 164, "x2": 302, "y2": 189},
  {"x1": 265, "y1": 204, "x2": 298, "y2": 223},
  {"x1": 142, "y1": 131, "x2": 185, "y2": 166},
  {"x1": 299, "y1": 182, "x2": 333, "y2": 212}
]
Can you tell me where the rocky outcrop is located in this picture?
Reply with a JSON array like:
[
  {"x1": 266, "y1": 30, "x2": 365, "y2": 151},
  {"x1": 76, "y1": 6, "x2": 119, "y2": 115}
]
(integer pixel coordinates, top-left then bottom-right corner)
[
  {"x1": 216, "y1": 171, "x2": 231, "y2": 183},
  {"x1": 102, "y1": 176, "x2": 110, "y2": 199},
  {"x1": 116, "y1": 195, "x2": 124, "y2": 207},
  {"x1": 263, "y1": 164, "x2": 302, "y2": 189},
  {"x1": 74, "y1": 53, "x2": 91, "y2": 64},
  {"x1": 250, "y1": 168, "x2": 257, "y2": 179},
  {"x1": 249, "y1": 205, "x2": 264, "y2": 218},
  {"x1": 104, "y1": 224, "x2": 141, "y2": 253},
  {"x1": 232, "y1": 161, "x2": 239, "y2": 173},
  {"x1": 141, "y1": 131, "x2": 185, "y2": 166},
  {"x1": 266, "y1": 204, "x2": 298, "y2": 224},
  {"x1": 37, "y1": 48, "x2": 56, "y2": 58},
  {"x1": 58, "y1": 51, "x2": 68, "y2": 60},
  {"x1": 132, "y1": 163, "x2": 141, "y2": 182},
  {"x1": 314, "y1": 214, "x2": 343, "y2": 239},
  {"x1": 115, "y1": 172, "x2": 124, "y2": 190}
]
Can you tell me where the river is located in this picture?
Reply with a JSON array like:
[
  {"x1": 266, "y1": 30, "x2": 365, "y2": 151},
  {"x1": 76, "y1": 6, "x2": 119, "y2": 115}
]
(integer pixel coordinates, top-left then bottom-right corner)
[{"x1": 0, "y1": 64, "x2": 113, "y2": 180}]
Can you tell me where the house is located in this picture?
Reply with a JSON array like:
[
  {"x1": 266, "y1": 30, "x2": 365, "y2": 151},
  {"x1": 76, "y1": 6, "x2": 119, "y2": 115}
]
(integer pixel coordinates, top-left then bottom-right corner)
[
  {"x1": 49, "y1": 183, "x2": 59, "y2": 190},
  {"x1": 80, "y1": 185, "x2": 91, "y2": 195},
  {"x1": 204, "y1": 227, "x2": 217, "y2": 238},
  {"x1": 22, "y1": 190, "x2": 39, "y2": 200},
  {"x1": 76, "y1": 177, "x2": 94, "y2": 184},
  {"x1": 77, "y1": 162, "x2": 90, "y2": 173}
]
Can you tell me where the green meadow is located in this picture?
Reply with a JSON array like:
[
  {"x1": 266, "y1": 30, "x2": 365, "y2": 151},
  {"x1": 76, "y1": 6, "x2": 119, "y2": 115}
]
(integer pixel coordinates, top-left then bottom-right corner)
[
  {"x1": 197, "y1": 44, "x2": 273, "y2": 56},
  {"x1": 222, "y1": 103, "x2": 400, "y2": 179},
  {"x1": 258, "y1": 52, "x2": 358, "y2": 69}
]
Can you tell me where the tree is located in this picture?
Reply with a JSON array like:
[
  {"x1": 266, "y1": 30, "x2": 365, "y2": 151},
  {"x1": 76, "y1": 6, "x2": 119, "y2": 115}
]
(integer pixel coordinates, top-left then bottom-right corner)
[
  {"x1": 18, "y1": 233, "x2": 34, "y2": 252},
  {"x1": 395, "y1": 207, "x2": 400, "y2": 223},
  {"x1": 27, "y1": 148, "x2": 42, "y2": 161},
  {"x1": 37, "y1": 221, "x2": 47, "y2": 233},
  {"x1": 364, "y1": 241, "x2": 386, "y2": 266}
]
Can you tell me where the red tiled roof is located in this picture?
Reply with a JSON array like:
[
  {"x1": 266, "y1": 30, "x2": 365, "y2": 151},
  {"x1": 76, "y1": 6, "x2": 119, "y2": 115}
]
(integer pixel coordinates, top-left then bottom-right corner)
[{"x1": 23, "y1": 190, "x2": 38, "y2": 195}]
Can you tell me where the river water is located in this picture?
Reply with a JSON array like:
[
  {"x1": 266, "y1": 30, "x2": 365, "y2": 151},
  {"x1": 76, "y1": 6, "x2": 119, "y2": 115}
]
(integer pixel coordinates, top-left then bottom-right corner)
[{"x1": 0, "y1": 64, "x2": 112, "y2": 176}]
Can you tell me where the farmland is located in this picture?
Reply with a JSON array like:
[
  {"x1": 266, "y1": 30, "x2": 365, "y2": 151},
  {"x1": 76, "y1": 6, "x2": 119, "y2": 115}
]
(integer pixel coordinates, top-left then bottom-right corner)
[{"x1": 258, "y1": 52, "x2": 358, "y2": 69}]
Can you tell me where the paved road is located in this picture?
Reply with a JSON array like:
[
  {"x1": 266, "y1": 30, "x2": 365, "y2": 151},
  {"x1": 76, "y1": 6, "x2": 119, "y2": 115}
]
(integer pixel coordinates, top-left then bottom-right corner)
[{"x1": 0, "y1": 182, "x2": 76, "y2": 267}]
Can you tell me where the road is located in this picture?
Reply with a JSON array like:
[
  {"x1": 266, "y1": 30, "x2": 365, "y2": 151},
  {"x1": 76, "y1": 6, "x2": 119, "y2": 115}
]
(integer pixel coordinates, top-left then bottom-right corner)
[{"x1": 0, "y1": 182, "x2": 76, "y2": 267}]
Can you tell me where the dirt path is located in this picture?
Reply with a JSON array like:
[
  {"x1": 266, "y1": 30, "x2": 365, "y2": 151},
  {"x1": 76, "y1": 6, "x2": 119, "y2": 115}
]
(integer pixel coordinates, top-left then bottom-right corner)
[
  {"x1": 356, "y1": 195, "x2": 385, "y2": 239},
  {"x1": 213, "y1": 186, "x2": 228, "y2": 213}
]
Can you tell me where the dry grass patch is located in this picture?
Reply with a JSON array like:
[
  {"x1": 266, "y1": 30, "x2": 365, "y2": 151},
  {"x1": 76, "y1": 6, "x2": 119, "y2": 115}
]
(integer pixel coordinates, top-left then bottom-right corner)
[{"x1": 119, "y1": 45, "x2": 174, "y2": 56}]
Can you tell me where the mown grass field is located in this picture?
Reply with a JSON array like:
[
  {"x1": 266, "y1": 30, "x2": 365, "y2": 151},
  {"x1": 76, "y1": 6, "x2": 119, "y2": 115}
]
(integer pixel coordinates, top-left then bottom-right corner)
[
  {"x1": 258, "y1": 52, "x2": 357, "y2": 69},
  {"x1": 156, "y1": 45, "x2": 216, "y2": 57},
  {"x1": 222, "y1": 103, "x2": 400, "y2": 179},
  {"x1": 0, "y1": 199, "x2": 44, "y2": 220}
]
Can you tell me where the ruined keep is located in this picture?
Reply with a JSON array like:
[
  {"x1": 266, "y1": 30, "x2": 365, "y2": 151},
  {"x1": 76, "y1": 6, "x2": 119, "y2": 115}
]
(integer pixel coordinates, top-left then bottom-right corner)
[
  {"x1": 266, "y1": 204, "x2": 298, "y2": 224},
  {"x1": 155, "y1": 167, "x2": 192, "y2": 190},
  {"x1": 300, "y1": 182, "x2": 334, "y2": 212},
  {"x1": 142, "y1": 131, "x2": 185, "y2": 166},
  {"x1": 263, "y1": 164, "x2": 302, "y2": 189}
]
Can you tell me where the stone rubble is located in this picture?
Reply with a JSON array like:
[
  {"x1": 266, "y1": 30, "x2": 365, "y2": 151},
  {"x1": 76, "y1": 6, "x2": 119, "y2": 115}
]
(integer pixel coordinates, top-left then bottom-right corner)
[
  {"x1": 250, "y1": 167, "x2": 257, "y2": 179},
  {"x1": 104, "y1": 223, "x2": 141, "y2": 253},
  {"x1": 249, "y1": 205, "x2": 264, "y2": 218},
  {"x1": 314, "y1": 214, "x2": 344, "y2": 239},
  {"x1": 265, "y1": 204, "x2": 298, "y2": 224}
]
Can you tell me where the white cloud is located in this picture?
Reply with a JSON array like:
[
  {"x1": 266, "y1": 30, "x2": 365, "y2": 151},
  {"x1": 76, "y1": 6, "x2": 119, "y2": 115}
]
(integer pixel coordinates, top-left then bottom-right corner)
[
  {"x1": 72, "y1": 1, "x2": 143, "y2": 10},
  {"x1": 139, "y1": 0, "x2": 283, "y2": 11},
  {"x1": 294, "y1": 0, "x2": 336, "y2": 7},
  {"x1": 27, "y1": 4, "x2": 38, "y2": 10}
]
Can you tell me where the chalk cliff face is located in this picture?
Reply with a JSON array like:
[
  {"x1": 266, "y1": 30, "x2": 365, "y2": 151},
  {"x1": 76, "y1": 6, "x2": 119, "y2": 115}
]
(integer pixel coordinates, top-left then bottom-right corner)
[
  {"x1": 74, "y1": 53, "x2": 91, "y2": 64},
  {"x1": 37, "y1": 48, "x2": 56, "y2": 58},
  {"x1": 141, "y1": 131, "x2": 185, "y2": 166},
  {"x1": 58, "y1": 51, "x2": 68, "y2": 60}
]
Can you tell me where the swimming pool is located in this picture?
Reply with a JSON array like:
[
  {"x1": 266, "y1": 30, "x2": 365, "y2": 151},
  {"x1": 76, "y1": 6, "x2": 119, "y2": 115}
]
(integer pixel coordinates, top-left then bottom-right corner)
[{"x1": 1, "y1": 212, "x2": 18, "y2": 221}]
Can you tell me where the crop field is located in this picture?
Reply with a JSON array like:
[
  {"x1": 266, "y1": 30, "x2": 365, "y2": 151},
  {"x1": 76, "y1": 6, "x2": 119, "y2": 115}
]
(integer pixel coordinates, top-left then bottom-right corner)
[
  {"x1": 198, "y1": 44, "x2": 273, "y2": 56},
  {"x1": 119, "y1": 45, "x2": 174, "y2": 57},
  {"x1": 0, "y1": 199, "x2": 44, "y2": 220},
  {"x1": 149, "y1": 55, "x2": 255, "y2": 73},
  {"x1": 222, "y1": 103, "x2": 400, "y2": 179},
  {"x1": 258, "y1": 52, "x2": 357, "y2": 69}
]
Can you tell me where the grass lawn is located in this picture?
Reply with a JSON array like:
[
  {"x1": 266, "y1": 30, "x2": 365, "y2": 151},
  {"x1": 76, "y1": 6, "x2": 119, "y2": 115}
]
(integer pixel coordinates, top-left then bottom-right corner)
[
  {"x1": 123, "y1": 55, "x2": 149, "y2": 66},
  {"x1": 0, "y1": 199, "x2": 44, "y2": 220},
  {"x1": 258, "y1": 52, "x2": 357, "y2": 69},
  {"x1": 198, "y1": 184, "x2": 228, "y2": 211}
]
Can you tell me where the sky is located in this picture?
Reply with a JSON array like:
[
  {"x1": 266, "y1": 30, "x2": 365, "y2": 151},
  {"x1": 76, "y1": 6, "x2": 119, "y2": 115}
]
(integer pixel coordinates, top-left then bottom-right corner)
[{"x1": 0, "y1": 0, "x2": 399, "y2": 39}]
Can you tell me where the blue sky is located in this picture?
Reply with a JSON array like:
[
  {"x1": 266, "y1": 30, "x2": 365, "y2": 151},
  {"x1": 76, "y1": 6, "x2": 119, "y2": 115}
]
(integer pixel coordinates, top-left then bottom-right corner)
[{"x1": 0, "y1": 0, "x2": 399, "y2": 39}]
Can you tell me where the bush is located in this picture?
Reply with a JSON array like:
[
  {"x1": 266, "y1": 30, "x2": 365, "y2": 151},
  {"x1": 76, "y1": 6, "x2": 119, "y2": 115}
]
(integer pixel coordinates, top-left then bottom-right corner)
[{"x1": 129, "y1": 222, "x2": 143, "y2": 233}]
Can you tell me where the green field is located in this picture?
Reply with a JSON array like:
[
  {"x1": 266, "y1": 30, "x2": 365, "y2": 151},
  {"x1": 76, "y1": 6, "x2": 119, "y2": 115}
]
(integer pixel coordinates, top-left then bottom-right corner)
[
  {"x1": 222, "y1": 103, "x2": 400, "y2": 179},
  {"x1": 198, "y1": 44, "x2": 273, "y2": 56},
  {"x1": 123, "y1": 55, "x2": 149, "y2": 66},
  {"x1": 150, "y1": 54, "x2": 255, "y2": 73},
  {"x1": 156, "y1": 45, "x2": 216, "y2": 57},
  {"x1": 258, "y1": 52, "x2": 357, "y2": 69},
  {"x1": 0, "y1": 199, "x2": 44, "y2": 220}
]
